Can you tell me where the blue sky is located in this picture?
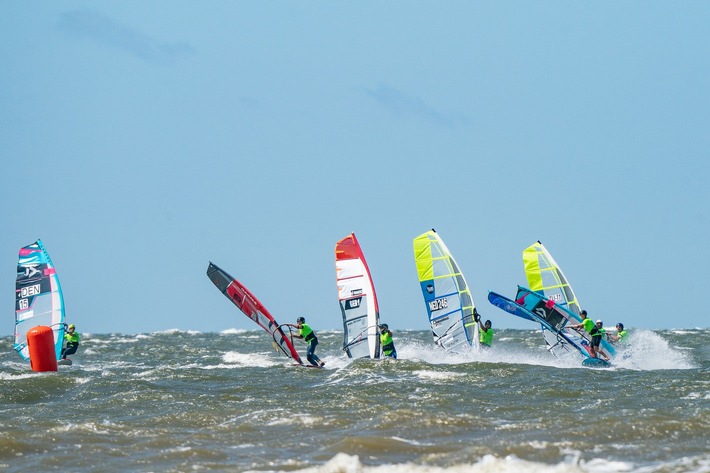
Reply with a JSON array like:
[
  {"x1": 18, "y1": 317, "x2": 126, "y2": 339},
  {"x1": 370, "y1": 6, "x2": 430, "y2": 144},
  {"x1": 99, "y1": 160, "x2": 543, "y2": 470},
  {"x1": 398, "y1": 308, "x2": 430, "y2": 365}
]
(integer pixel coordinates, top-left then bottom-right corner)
[{"x1": 2, "y1": 2, "x2": 708, "y2": 335}]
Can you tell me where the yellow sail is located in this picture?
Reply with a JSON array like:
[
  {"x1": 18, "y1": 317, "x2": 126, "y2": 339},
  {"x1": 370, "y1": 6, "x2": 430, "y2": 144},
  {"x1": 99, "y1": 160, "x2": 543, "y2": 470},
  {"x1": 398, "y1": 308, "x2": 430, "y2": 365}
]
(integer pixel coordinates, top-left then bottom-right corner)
[
  {"x1": 522, "y1": 241, "x2": 580, "y2": 316},
  {"x1": 413, "y1": 229, "x2": 478, "y2": 352}
]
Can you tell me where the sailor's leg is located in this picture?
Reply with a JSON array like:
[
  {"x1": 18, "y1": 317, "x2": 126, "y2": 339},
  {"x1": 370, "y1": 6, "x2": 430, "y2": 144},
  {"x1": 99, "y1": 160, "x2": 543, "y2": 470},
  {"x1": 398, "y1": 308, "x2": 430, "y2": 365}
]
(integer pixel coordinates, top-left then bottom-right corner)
[{"x1": 306, "y1": 341, "x2": 320, "y2": 366}]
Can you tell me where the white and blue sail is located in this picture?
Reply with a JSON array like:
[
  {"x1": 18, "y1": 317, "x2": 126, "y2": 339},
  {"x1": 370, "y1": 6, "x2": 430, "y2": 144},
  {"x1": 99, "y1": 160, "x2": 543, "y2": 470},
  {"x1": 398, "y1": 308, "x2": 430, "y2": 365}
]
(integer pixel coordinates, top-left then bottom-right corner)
[
  {"x1": 14, "y1": 240, "x2": 66, "y2": 361},
  {"x1": 413, "y1": 229, "x2": 478, "y2": 352}
]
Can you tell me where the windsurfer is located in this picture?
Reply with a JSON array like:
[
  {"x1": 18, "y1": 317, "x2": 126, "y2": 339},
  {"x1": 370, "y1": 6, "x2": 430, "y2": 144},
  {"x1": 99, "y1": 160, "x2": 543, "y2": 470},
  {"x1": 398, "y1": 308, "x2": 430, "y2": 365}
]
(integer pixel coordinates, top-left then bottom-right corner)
[
  {"x1": 379, "y1": 324, "x2": 397, "y2": 359},
  {"x1": 288, "y1": 317, "x2": 325, "y2": 367},
  {"x1": 474, "y1": 309, "x2": 493, "y2": 348},
  {"x1": 61, "y1": 323, "x2": 80, "y2": 359},
  {"x1": 569, "y1": 310, "x2": 608, "y2": 360},
  {"x1": 591, "y1": 320, "x2": 610, "y2": 360},
  {"x1": 608, "y1": 322, "x2": 629, "y2": 344}
]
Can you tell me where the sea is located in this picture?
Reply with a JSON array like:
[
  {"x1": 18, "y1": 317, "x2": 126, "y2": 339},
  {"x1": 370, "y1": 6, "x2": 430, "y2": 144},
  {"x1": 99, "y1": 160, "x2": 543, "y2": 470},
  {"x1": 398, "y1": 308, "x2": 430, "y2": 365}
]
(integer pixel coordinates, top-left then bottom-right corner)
[{"x1": 1, "y1": 328, "x2": 708, "y2": 473}]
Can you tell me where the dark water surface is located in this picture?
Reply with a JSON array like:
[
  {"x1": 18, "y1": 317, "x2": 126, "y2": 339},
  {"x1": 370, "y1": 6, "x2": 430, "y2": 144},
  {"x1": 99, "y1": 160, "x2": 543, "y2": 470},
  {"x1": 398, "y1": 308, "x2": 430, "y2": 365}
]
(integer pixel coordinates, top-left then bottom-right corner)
[{"x1": 1, "y1": 329, "x2": 708, "y2": 472}]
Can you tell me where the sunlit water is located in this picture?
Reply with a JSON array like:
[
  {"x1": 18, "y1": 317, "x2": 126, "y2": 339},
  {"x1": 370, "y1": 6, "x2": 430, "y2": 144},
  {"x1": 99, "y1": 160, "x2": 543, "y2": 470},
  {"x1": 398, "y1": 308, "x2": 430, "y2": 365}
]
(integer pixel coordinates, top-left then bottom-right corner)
[{"x1": 1, "y1": 329, "x2": 708, "y2": 473}]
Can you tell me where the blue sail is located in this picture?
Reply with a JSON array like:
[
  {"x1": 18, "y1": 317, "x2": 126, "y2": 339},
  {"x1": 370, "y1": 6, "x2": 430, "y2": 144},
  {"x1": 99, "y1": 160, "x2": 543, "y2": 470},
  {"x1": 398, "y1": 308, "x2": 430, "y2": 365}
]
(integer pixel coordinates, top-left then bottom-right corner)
[
  {"x1": 487, "y1": 289, "x2": 589, "y2": 359},
  {"x1": 15, "y1": 240, "x2": 66, "y2": 361},
  {"x1": 489, "y1": 286, "x2": 616, "y2": 362},
  {"x1": 487, "y1": 291, "x2": 537, "y2": 323}
]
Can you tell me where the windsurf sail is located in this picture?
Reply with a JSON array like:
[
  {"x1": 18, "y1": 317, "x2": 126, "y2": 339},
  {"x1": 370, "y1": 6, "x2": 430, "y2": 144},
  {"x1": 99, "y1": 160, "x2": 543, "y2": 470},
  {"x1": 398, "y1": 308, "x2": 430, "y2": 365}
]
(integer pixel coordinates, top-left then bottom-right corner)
[
  {"x1": 488, "y1": 286, "x2": 590, "y2": 358},
  {"x1": 521, "y1": 241, "x2": 618, "y2": 359},
  {"x1": 14, "y1": 240, "x2": 66, "y2": 361},
  {"x1": 335, "y1": 233, "x2": 380, "y2": 359},
  {"x1": 523, "y1": 241, "x2": 581, "y2": 316},
  {"x1": 488, "y1": 286, "x2": 616, "y2": 360},
  {"x1": 516, "y1": 286, "x2": 615, "y2": 359},
  {"x1": 206, "y1": 262, "x2": 303, "y2": 364},
  {"x1": 413, "y1": 229, "x2": 478, "y2": 352},
  {"x1": 522, "y1": 241, "x2": 583, "y2": 357}
]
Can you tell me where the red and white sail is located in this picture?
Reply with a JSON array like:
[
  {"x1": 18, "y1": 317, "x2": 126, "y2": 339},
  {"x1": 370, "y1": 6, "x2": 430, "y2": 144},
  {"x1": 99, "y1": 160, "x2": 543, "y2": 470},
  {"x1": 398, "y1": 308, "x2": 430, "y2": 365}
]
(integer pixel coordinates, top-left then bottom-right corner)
[
  {"x1": 335, "y1": 233, "x2": 380, "y2": 359},
  {"x1": 207, "y1": 262, "x2": 302, "y2": 364}
]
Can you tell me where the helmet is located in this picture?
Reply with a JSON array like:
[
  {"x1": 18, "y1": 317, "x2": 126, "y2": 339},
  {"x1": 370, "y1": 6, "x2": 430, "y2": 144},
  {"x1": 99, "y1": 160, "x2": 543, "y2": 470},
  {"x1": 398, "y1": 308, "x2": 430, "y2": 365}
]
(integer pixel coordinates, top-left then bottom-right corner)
[
  {"x1": 616, "y1": 323, "x2": 624, "y2": 330},
  {"x1": 68, "y1": 324, "x2": 75, "y2": 329},
  {"x1": 580, "y1": 310, "x2": 587, "y2": 316},
  {"x1": 296, "y1": 317, "x2": 305, "y2": 324},
  {"x1": 485, "y1": 320, "x2": 492, "y2": 326},
  {"x1": 596, "y1": 320, "x2": 603, "y2": 324},
  {"x1": 379, "y1": 324, "x2": 388, "y2": 330}
]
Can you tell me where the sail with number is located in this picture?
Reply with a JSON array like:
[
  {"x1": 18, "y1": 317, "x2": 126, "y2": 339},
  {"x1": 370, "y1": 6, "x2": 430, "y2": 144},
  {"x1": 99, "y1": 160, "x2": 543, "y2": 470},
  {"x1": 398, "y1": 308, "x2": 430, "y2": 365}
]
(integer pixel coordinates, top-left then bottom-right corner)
[
  {"x1": 523, "y1": 241, "x2": 581, "y2": 316},
  {"x1": 206, "y1": 262, "x2": 303, "y2": 364},
  {"x1": 335, "y1": 233, "x2": 380, "y2": 359},
  {"x1": 522, "y1": 241, "x2": 590, "y2": 357},
  {"x1": 14, "y1": 240, "x2": 66, "y2": 361},
  {"x1": 413, "y1": 229, "x2": 478, "y2": 352},
  {"x1": 488, "y1": 286, "x2": 616, "y2": 362}
]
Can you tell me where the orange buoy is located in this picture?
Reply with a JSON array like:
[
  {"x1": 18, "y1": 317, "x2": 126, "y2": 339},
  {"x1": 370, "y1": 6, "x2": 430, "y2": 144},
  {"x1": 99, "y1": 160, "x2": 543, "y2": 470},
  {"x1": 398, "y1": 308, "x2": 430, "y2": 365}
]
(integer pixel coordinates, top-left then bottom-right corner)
[{"x1": 27, "y1": 326, "x2": 58, "y2": 372}]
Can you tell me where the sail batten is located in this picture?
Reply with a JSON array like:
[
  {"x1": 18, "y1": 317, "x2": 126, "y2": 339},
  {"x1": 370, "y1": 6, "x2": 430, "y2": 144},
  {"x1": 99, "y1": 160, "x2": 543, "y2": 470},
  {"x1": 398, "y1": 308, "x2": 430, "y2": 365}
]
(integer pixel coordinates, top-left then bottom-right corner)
[
  {"x1": 413, "y1": 229, "x2": 477, "y2": 352},
  {"x1": 335, "y1": 233, "x2": 380, "y2": 359}
]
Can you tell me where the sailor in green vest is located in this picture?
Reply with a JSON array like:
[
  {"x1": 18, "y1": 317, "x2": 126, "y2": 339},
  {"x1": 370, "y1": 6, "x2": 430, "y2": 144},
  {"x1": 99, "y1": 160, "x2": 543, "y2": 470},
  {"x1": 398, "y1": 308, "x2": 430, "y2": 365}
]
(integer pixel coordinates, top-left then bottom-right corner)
[
  {"x1": 591, "y1": 320, "x2": 610, "y2": 360},
  {"x1": 289, "y1": 317, "x2": 325, "y2": 367},
  {"x1": 61, "y1": 323, "x2": 80, "y2": 360},
  {"x1": 569, "y1": 311, "x2": 609, "y2": 360},
  {"x1": 569, "y1": 309, "x2": 595, "y2": 334},
  {"x1": 478, "y1": 318, "x2": 494, "y2": 348},
  {"x1": 378, "y1": 324, "x2": 397, "y2": 359},
  {"x1": 473, "y1": 309, "x2": 493, "y2": 348},
  {"x1": 609, "y1": 322, "x2": 629, "y2": 344}
]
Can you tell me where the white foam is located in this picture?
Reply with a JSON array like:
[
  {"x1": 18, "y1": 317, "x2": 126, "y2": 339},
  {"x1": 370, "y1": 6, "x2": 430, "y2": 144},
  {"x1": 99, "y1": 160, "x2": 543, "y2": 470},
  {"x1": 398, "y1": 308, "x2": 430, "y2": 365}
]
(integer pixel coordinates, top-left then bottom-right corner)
[
  {"x1": 610, "y1": 329, "x2": 695, "y2": 370},
  {"x1": 150, "y1": 328, "x2": 182, "y2": 335},
  {"x1": 245, "y1": 452, "x2": 633, "y2": 473},
  {"x1": 414, "y1": 370, "x2": 465, "y2": 381},
  {"x1": 0, "y1": 372, "x2": 37, "y2": 381},
  {"x1": 219, "y1": 328, "x2": 249, "y2": 335},
  {"x1": 391, "y1": 330, "x2": 696, "y2": 371},
  {"x1": 222, "y1": 351, "x2": 279, "y2": 368}
]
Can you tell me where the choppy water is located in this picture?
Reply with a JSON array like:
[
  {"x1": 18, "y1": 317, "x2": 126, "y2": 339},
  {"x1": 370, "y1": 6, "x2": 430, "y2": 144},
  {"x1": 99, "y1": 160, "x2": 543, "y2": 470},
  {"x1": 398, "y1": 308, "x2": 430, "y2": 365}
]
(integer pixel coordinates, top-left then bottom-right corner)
[{"x1": 1, "y1": 328, "x2": 708, "y2": 473}]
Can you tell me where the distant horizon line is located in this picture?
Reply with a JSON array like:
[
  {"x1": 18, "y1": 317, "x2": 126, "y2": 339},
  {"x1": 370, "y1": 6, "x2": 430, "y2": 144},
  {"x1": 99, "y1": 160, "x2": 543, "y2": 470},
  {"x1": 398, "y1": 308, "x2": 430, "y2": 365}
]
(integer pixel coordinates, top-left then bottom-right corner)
[{"x1": 3, "y1": 326, "x2": 707, "y2": 338}]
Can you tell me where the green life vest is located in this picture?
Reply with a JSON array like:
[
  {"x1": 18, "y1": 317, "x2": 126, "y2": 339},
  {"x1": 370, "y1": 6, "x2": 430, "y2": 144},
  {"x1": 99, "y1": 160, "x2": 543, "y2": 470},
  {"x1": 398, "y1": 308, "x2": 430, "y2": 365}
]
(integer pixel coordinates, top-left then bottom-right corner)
[
  {"x1": 299, "y1": 323, "x2": 315, "y2": 342},
  {"x1": 618, "y1": 330, "x2": 628, "y2": 341},
  {"x1": 479, "y1": 327, "x2": 493, "y2": 346},
  {"x1": 380, "y1": 331, "x2": 395, "y2": 355},
  {"x1": 582, "y1": 318, "x2": 594, "y2": 333},
  {"x1": 64, "y1": 331, "x2": 79, "y2": 344}
]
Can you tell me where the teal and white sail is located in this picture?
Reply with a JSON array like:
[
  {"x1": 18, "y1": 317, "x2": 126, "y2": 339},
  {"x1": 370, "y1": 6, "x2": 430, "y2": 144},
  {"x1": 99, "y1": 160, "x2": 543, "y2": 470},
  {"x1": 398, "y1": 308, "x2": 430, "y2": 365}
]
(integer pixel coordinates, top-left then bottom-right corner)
[
  {"x1": 413, "y1": 229, "x2": 478, "y2": 352},
  {"x1": 14, "y1": 240, "x2": 66, "y2": 361}
]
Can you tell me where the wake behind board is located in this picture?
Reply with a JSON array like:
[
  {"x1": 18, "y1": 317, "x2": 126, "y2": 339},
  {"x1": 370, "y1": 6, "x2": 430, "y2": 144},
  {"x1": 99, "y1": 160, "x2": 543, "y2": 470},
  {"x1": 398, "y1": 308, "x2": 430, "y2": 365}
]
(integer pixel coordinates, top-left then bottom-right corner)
[
  {"x1": 58, "y1": 358, "x2": 73, "y2": 366},
  {"x1": 582, "y1": 357, "x2": 611, "y2": 368}
]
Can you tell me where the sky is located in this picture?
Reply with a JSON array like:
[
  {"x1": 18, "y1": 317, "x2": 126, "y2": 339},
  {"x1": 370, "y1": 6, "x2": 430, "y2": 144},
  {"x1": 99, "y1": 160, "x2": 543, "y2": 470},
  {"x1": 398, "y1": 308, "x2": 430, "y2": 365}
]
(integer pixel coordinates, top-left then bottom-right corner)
[{"x1": 2, "y1": 2, "x2": 709, "y2": 335}]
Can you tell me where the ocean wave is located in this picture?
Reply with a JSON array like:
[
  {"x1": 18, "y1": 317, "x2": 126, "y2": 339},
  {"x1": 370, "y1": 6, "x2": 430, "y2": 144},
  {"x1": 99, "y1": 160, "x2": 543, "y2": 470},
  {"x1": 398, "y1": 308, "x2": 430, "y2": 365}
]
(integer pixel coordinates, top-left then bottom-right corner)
[{"x1": 246, "y1": 452, "x2": 634, "y2": 473}]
